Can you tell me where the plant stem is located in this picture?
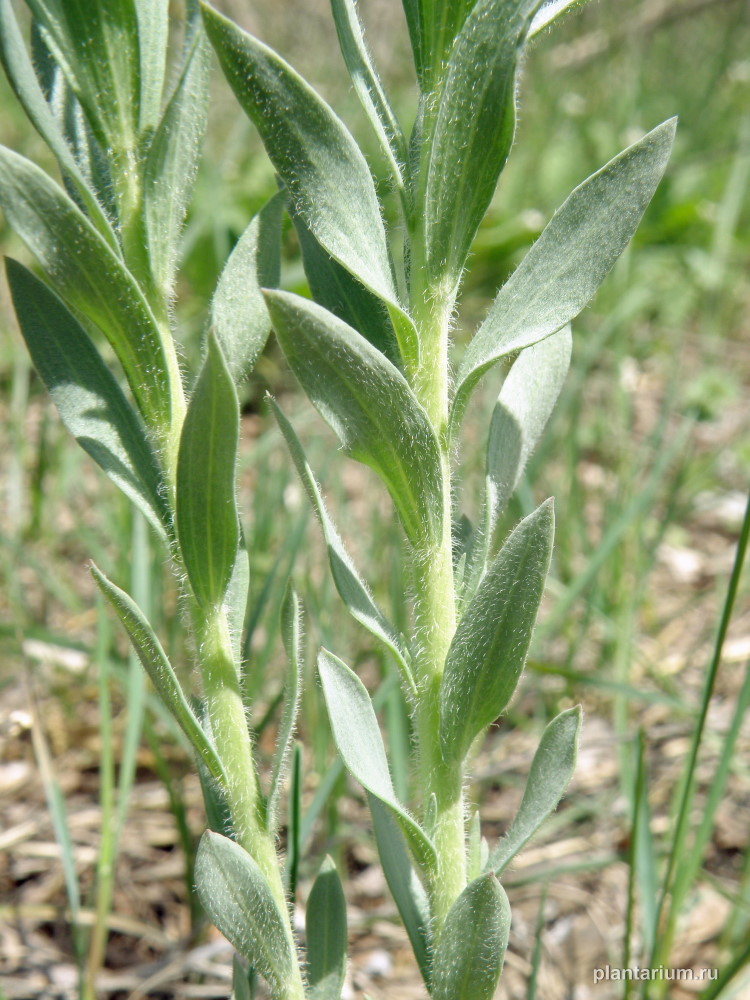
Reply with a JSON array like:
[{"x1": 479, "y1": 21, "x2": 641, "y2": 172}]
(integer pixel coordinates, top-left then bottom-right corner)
[
  {"x1": 196, "y1": 605, "x2": 306, "y2": 1000},
  {"x1": 409, "y1": 278, "x2": 467, "y2": 928}
]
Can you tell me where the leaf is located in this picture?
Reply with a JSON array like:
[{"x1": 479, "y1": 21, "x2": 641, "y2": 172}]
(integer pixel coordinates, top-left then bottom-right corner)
[
  {"x1": 269, "y1": 399, "x2": 413, "y2": 690},
  {"x1": 291, "y1": 208, "x2": 400, "y2": 367},
  {"x1": 431, "y1": 874, "x2": 510, "y2": 1000},
  {"x1": 135, "y1": 0, "x2": 168, "y2": 133},
  {"x1": 400, "y1": 0, "x2": 426, "y2": 89},
  {"x1": 224, "y1": 539, "x2": 250, "y2": 670},
  {"x1": 266, "y1": 586, "x2": 303, "y2": 833},
  {"x1": 177, "y1": 335, "x2": 240, "y2": 607},
  {"x1": 0, "y1": 146, "x2": 176, "y2": 430},
  {"x1": 420, "y1": 0, "x2": 542, "y2": 287},
  {"x1": 439, "y1": 500, "x2": 555, "y2": 762},
  {"x1": 231, "y1": 955, "x2": 252, "y2": 1000},
  {"x1": 318, "y1": 649, "x2": 436, "y2": 872},
  {"x1": 144, "y1": 27, "x2": 210, "y2": 298},
  {"x1": 529, "y1": 0, "x2": 592, "y2": 36},
  {"x1": 26, "y1": 0, "x2": 141, "y2": 149},
  {"x1": 6, "y1": 259, "x2": 171, "y2": 538},
  {"x1": 305, "y1": 856, "x2": 348, "y2": 1000},
  {"x1": 452, "y1": 119, "x2": 677, "y2": 426},
  {"x1": 195, "y1": 831, "x2": 293, "y2": 994},
  {"x1": 369, "y1": 795, "x2": 432, "y2": 987},
  {"x1": 330, "y1": 0, "x2": 409, "y2": 200},
  {"x1": 486, "y1": 325, "x2": 571, "y2": 525},
  {"x1": 0, "y1": 0, "x2": 119, "y2": 250},
  {"x1": 489, "y1": 707, "x2": 582, "y2": 874},
  {"x1": 200, "y1": 6, "x2": 412, "y2": 333},
  {"x1": 211, "y1": 193, "x2": 284, "y2": 384},
  {"x1": 91, "y1": 564, "x2": 225, "y2": 781},
  {"x1": 264, "y1": 291, "x2": 443, "y2": 550}
]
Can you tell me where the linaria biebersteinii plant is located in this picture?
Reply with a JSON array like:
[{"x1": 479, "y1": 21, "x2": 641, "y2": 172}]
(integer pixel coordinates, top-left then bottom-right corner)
[{"x1": 0, "y1": 0, "x2": 674, "y2": 996}]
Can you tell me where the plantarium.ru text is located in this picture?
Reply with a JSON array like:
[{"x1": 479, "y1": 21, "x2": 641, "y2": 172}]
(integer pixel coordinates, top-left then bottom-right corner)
[{"x1": 0, "y1": 0, "x2": 677, "y2": 997}]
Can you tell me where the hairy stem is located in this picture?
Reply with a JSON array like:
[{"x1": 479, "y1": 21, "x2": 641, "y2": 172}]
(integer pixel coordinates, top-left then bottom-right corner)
[{"x1": 196, "y1": 605, "x2": 306, "y2": 1000}]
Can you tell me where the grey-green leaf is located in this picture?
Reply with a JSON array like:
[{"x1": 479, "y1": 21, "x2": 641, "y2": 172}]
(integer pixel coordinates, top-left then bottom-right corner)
[
  {"x1": 6, "y1": 259, "x2": 170, "y2": 538},
  {"x1": 370, "y1": 795, "x2": 432, "y2": 988},
  {"x1": 431, "y1": 873, "x2": 510, "y2": 1000},
  {"x1": 318, "y1": 649, "x2": 436, "y2": 871},
  {"x1": 269, "y1": 399, "x2": 413, "y2": 691},
  {"x1": 200, "y1": 4, "x2": 395, "y2": 309},
  {"x1": 452, "y1": 119, "x2": 677, "y2": 427},
  {"x1": 420, "y1": 0, "x2": 542, "y2": 287},
  {"x1": 306, "y1": 856, "x2": 348, "y2": 1000},
  {"x1": 265, "y1": 291, "x2": 443, "y2": 550},
  {"x1": 177, "y1": 335, "x2": 240, "y2": 607},
  {"x1": 330, "y1": 0, "x2": 409, "y2": 200},
  {"x1": 26, "y1": 0, "x2": 141, "y2": 149},
  {"x1": 439, "y1": 500, "x2": 555, "y2": 762},
  {"x1": 529, "y1": 0, "x2": 593, "y2": 36},
  {"x1": 267, "y1": 586, "x2": 303, "y2": 833},
  {"x1": 144, "y1": 27, "x2": 210, "y2": 298},
  {"x1": 487, "y1": 325, "x2": 571, "y2": 526},
  {"x1": 489, "y1": 706, "x2": 582, "y2": 874},
  {"x1": 211, "y1": 193, "x2": 284, "y2": 384},
  {"x1": 135, "y1": 0, "x2": 168, "y2": 133},
  {"x1": 91, "y1": 564, "x2": 225, "y2": 781},
  {"x1": 195, "y1": 831, "x2": 293, "y2": 993},
  {"x1": 0, "y1": 146, "x2": 175, "y2": 429},
  {"x1": 291, "y1": 208, "x2": 400, "y2": 367},
  {"x1": 0, "y1": 0, "x2": 119, "y2": 250}
]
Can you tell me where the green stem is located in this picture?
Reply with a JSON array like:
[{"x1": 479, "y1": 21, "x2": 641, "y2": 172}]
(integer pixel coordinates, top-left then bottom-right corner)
[
  {"x1": 196, "y1": 605, "x2": 306, "y2": 1000},
  {"x1": 408, "y1": 274, "x2": 466, "y2": 928}
]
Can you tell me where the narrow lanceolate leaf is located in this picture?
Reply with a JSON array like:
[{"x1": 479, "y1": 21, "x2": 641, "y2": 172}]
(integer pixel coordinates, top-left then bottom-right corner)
[
  {"x1": 91, "y1": 564, "x2": 225, "y2": 781},
  {"x1": 370, "y1": 796, "x2": 432, "y2": 988},
  {"x1": 292, "y1": 205, "x2": 400, "y2": 367},
  {"x1": 195, "y1": 831, "x2": 293, "y2": 993},
  {"x1": 318, "y1": 649, "x2": 437, "y2": 872},
  {"x1": 0, "y1": 147, "x2": 175, "y2": 429},
  {"x1": 265, "y1": 291, "x2": 443, "y2": 550},
  {"x1": 306, "y1": 857, "x2": 348, "y2": 1000},
  {"x1": 270, "y1": 399, "x2": 413, "y2": 690},
  {"x1": 177, "y1": 335, "x2": 240, "y2": 607},
  {"x1": 486, "y1": 326, "x2": 572, "y2": 526},
  {"x1": 26, "y1": 0, "x2": 141, "y2": 149},
  {"x1": 0, "y1": 0, "x2": 118, "y2": 250},
  {"x1": 267, "y1": 586, "x2": 303, "y2": 833},
  {"x1": 134, "y1": 0, "x2": 168, "y2": 133},
  {"x1": 421, "y1": 0, "x2": 542, "y2": 288},
  {"x1": 202, "y1": 8, "x2": 408, "y2": 316},
  {"x1": 144, "y1": 28, "x2": 210, "y2": 297},
  {"x1": 224, "y1": 540, "x2": 250, "y2": 669},
  {"x1": 452, "y1": 119, "x2": 677, "y2": 427},
  {"x1": 330, "y1": 0, "x2": 410, "y2": 200},
  {"x1": 7, "y1": 260, "x2": 170, "y2": 538},
  {"x1": 431, "y1": 874, "x2": 511, "y2": 1000},
  {"x1": 489, "y1": 707, "x2": 582, "y2": 874},
  {"x1": 211, "y1": 193, "x2": 284, "y2": 384},
  {"x1": 529, "y1": 0, "x2": 592, "y2": 37},
  {"x1": 421, "y1": 0, "x2": 481, "y2": 90},
  {"x1": 439, "y1": 500, "x2": 555, "y2": 762}
]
